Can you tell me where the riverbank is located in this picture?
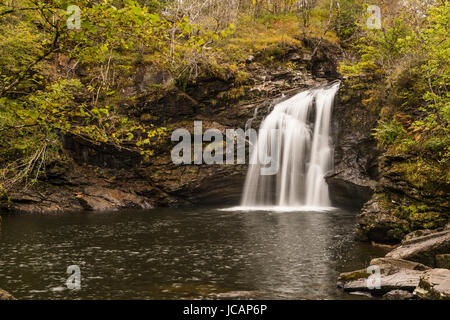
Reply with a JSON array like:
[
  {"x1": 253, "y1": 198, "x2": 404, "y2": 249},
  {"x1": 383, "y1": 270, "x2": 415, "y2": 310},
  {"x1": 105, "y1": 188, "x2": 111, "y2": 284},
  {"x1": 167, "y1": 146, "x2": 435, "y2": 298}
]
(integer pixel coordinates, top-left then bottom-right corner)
[{"x1": 338, "y1": 224, "x2": 450, "y2": 299}]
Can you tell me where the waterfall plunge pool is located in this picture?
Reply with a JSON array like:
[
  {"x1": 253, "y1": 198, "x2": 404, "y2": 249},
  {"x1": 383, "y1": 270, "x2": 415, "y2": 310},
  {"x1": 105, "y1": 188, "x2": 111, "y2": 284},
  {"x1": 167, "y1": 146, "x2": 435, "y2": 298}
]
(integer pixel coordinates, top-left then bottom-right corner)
[
  {"x1": 0, "y1": 207, "x2": 389, "y2": 300},
  {"x1": 221, "y1": 206, "x2": 337, "y2": 212}
]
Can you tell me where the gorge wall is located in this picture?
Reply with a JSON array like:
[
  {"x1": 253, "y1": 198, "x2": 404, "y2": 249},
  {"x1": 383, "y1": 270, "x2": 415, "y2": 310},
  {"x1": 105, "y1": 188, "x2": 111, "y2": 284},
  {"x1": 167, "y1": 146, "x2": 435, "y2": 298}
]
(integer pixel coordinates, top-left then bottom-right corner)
[
  {"x1": 2, "y1": 39, "x2": 446, "y2": 245},
  {"x1": 4, "y1": 40, "x2": 345, "y2": 213}
]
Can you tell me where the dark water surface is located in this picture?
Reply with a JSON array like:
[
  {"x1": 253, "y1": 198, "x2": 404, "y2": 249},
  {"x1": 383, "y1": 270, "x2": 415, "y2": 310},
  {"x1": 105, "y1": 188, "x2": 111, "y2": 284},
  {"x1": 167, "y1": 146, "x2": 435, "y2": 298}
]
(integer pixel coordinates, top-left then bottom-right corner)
[{"x1": 0, "y1": 208, "x2": 389, "y2": 299}]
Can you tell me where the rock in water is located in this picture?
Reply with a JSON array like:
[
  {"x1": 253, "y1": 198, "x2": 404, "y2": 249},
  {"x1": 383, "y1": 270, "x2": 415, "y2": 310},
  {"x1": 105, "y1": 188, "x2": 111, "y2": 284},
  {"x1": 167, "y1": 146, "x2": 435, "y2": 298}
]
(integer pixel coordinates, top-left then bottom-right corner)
[
  {"x1": 337, "y1": 258, "x2": 426, "y2": 295},
  {"x1": 386, "y1": 229, "x2": 450, "y2": 267},
  {"x1": 413, "y1": 269, "x2": 450, "y2": 300},
  {"x1": 370, "y1": 257, "x2": 430, "y2": 271},
  {"x1": 383, "y1": 290, "x2": 414, "y2": 300},
  {"x1": 338, "y1": 223, "x2": 450, "y2": 299},
  {"x1": 0, "y1": 289, "x2": 15, "y2": 300},
  {"x1": 339, "y1": 269, "x2": 423, "y2": 295}
]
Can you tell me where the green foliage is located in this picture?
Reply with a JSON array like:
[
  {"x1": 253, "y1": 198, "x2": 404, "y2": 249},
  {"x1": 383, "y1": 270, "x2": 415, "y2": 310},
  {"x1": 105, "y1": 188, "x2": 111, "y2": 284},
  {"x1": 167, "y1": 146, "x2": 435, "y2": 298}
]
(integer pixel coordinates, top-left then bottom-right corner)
[
  {"x1": 333, "y1": 0, "x2": 361, "y2": 41},
  {"x1": 0, "y1": 0, "x2": 448, "y2": 202},
  {"x1": 373, "y1": 120, "x2": 404, "y2": 148},
  {"x1": 398, "y1": 204, "x2": 444, "y2": 230},
  {"x1": 0, "y1": 0, "x2": 232, "y2": 191},
  {"x1": 341, "y1": 0, "x2": 449, "y2": 168}
]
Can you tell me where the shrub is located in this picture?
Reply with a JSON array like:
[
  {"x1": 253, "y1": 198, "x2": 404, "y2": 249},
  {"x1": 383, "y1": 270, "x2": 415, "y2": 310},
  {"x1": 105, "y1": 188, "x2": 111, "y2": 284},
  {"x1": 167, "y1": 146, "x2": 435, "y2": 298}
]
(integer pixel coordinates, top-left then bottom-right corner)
[{"x1": 373, "y1": 120, "x2": 404, "y2": 148}]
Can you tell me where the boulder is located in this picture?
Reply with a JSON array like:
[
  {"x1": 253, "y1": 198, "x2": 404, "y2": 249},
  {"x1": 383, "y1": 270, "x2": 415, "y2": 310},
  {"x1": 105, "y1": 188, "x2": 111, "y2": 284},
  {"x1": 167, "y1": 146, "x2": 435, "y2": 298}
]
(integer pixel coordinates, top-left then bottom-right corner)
[
  {"x1": 370, "y1": 257, "x2": 430, "y2": 271},
  {"x1": 383, "y1": 290, "x2": 414, "y2": 300},
  {"x1": 402, "y1": 228, "x2": 450, "y2": 246},
  {"x1": 356, "y1": 197, "x2": 409, "y2": 243},
  {"x1": 413, "y1": 269, "x2": 450, "y2": 300},
  {"x1": 404, "y1": 229, "x2": 435, "y2": 242},
  {"x1": 338, "y1": 268, "x2": 423, "y2": 295},
  {"x1": 337, "y1": 258, "x2": 425, "y2": 295},
  {"x1": 338, "y1": 227, "x2": 450, "y2": 300},
  {"x1": 436, "y1": 254, "x2": 450, "y2": 269},
  {"x1": 386, "y1": 229, "x2": 450, "y2": 267},
  {"x1": 325, "y1": 172, "x2": 376, "y2": 209},
  {"x1": 0, "y1": 289, "x2": 15, "y2": 300}
]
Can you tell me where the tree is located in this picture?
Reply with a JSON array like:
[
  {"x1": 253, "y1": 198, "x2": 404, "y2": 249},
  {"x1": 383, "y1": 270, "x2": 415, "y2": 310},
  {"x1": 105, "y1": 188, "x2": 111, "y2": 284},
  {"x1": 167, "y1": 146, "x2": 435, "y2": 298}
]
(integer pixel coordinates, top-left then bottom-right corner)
[{"x1": 0, "y1": 0, "x2": 230, "y2": 191}]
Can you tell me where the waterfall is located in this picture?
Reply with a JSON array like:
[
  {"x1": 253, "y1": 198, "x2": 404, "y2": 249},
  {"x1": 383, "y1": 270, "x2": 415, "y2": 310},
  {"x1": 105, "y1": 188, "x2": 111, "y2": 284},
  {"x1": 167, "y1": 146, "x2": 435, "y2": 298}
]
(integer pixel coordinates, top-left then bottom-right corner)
[{"x1": 241, "y1": 82, "x2": 339, "y2": 209}]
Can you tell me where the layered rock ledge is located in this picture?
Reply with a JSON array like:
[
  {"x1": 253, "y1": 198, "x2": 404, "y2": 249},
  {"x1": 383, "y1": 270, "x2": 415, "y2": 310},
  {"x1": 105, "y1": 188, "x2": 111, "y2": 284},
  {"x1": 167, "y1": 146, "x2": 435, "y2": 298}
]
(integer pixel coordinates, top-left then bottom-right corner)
[{"x1": 338, "y1": 227, "x2": 450, "y2": 299}]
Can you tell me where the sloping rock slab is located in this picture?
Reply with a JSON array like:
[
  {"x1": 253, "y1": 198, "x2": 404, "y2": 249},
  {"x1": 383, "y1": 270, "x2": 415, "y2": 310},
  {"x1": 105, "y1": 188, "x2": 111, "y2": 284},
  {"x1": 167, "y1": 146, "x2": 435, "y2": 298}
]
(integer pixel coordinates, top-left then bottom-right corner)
[
  {"x1": 370, "y1": 257, "x2": 430, "y2": 271},
  {"x1": 413, "y1": 269, "x2": 450, "y2": 300},
  {"x1": 339, "y1": 268, "x2": 423, "y2": 295},
  {"x1": 338, "y1": 258, "x2": 427, "y2": 295},
  {"x1": 386, "y1": 229, "x2": 450, "y2": 267}
]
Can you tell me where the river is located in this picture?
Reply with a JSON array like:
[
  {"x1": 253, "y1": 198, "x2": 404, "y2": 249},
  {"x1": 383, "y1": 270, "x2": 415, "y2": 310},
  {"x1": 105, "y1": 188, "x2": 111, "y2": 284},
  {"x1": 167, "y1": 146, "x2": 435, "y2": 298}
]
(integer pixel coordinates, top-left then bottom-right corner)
[{"x1": 0, "y1": 207, "x2": 389, "y2": 299}]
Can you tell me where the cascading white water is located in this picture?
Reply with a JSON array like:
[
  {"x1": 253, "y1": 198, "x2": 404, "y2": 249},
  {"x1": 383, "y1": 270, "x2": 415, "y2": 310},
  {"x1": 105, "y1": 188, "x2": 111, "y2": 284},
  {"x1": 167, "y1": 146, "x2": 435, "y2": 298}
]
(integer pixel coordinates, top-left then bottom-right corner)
[{"x1": 241, "y1": 82, "x2": 339, "y2": 209}]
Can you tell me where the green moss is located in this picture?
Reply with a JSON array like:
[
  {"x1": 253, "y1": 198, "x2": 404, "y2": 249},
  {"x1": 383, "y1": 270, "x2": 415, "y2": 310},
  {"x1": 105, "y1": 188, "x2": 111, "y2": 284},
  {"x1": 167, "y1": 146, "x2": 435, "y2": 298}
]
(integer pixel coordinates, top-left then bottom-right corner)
[
  {"x1": 396, "y1": 159, "x2": 447, "y2": 191},
  {"x1": 340, "y1": 94, "x2": 352, "y2": 103},
  {"x1": 410, "y1": 211, "x2": 445, "y2": 230},
  {"x1": 339, "y1": 270, "x2": 370, "y2": 281},
  {"x1": 389, "y1": 199, "x2": 447, "y2": 232},
  {"x1": 418, "y1": 278, "x2": 442, "y2": 300}
]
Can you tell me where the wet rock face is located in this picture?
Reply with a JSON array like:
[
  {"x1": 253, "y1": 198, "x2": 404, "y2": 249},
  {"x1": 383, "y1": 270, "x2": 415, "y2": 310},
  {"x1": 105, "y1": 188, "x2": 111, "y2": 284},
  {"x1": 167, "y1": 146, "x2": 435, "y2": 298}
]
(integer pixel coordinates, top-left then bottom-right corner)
[
  {"x1": 139, "y1": 156, "x2": 248, "y2": 207},
  {"x1": 61, "y1": 134, "x2": 142, "y2": 169},
  {"x1": 5, "y1": 163, "x2": 163, "y2": 214},
  {"x1": 354, "y1": 150, "x2": 449, "y2": 243},
  {"x1": 8, "y1": 182, "x2": 156, "y2": 214},
  {"x1": 356, "y1": 196, "x2": 409, "y2": 244},
  {"x1": 327, "y1": 85, "x2": 380, "y2": 209},
  {"x1": 76, "y1": 187, "x2": 154, "y2": 211},
  {"x1": 325, "y1": 176, "x2": 374, "y2": 209}
]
